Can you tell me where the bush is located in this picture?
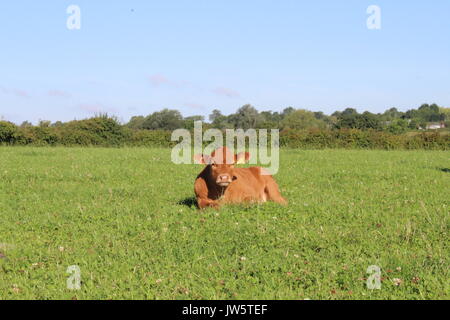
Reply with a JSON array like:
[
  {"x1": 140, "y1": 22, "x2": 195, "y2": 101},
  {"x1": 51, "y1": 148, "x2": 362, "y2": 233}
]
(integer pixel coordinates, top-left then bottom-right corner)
[
  {"x1": 279, "y1": 129, "x2": 449, "y2": 150},
  {"x1": 405, "y1": 132, "x2": 449, "y2": 150},
  {"x1": 58, "y1": 116, "x2": 129, "y2": 146},
  {"x1": 1, "y1": 118, "x2": 448, "y2": 150},
  {"x1": 0, "y1": 121, "x2": 18, "y2": 144},
  {"x1": 127, "y1": 130, "x2": 174, "y2": 147}
]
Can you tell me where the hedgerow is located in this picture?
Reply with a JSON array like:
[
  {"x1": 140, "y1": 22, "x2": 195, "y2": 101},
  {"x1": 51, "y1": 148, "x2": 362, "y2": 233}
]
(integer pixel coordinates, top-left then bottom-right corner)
[{"x1": 1, "y1": 117, "x2": 448, "y2": 150}]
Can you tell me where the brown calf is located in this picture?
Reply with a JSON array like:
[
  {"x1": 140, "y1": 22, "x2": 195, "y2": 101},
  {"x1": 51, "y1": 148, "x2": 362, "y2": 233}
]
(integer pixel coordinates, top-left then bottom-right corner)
[{"x1": 193, "y1": 147, "x2": 287, "y2": 209}]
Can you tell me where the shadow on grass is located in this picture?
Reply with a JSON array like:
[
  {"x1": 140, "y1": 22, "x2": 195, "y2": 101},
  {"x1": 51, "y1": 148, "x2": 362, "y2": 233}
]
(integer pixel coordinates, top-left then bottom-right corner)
[
  {"x1": 438, "y1": 168, "x2": 450, "y2": 173},
  {"x1": 177, "y1": 197, "x2": 198, "y2": 209}
]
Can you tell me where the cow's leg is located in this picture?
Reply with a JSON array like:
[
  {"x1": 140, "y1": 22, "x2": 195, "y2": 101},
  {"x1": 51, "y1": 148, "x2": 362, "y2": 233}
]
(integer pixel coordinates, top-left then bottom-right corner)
[
  {"x1": 197, "y1": 197, "x2": 220, "y2": 210},
  {"x1": 195, "y1": 177, "x2": 220, "y2": 209},
  {"x1": 264, "y1": 176, "x2": 287, "y2": 205}
]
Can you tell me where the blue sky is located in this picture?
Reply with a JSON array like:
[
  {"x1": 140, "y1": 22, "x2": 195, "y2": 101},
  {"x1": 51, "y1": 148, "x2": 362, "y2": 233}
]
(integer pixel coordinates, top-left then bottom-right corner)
[{"x1": 0, "y1": 0, "x2": 449, "y2": 124}]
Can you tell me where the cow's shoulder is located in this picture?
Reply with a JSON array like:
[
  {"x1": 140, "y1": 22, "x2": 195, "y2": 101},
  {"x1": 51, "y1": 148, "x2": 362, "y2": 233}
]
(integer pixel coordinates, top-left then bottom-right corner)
[
  {"x1": 234, "y1": 167, "x2": 267, "y2": 182},
  {"x1": 247, "y1": 166, "x2": 262, "y2": 176},
  {"x1": 247, "y1": 166, "x2": 272, "y2": 178}
]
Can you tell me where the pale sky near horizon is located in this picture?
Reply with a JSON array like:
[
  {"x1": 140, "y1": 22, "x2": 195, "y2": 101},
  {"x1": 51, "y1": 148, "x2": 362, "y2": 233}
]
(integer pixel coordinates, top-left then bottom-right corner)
[{"x1": 1, "y1": 0, "x2": 449, "y2": 124}]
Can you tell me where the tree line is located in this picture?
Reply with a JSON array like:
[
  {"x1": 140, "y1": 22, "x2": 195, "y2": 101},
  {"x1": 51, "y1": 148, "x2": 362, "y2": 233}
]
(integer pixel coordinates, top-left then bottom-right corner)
[
  {"x1": 0, "y1": 103, "x2": 449, "y2": 149},
  {"x1": 126, "y1": 103, "x2": 449, "y2": 134}
]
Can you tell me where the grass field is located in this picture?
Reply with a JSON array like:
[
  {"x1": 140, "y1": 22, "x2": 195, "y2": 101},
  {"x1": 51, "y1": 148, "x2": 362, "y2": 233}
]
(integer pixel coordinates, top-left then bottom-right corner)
[{"x1": 0, "y1": 147, "x2": 448, "y2": 300}]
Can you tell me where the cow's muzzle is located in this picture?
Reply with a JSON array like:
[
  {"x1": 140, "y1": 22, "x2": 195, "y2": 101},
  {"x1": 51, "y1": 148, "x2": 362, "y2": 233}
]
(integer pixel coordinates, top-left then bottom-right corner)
[{"x1": 216, "y1": 175, "x2": 232, "y2": 187}]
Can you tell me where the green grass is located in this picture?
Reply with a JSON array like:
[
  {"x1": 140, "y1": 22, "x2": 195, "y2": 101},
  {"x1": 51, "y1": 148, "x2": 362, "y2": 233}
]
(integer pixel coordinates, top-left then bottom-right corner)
[{"x1": 0, "y1": 147, "x2": 448, "y2": 300}]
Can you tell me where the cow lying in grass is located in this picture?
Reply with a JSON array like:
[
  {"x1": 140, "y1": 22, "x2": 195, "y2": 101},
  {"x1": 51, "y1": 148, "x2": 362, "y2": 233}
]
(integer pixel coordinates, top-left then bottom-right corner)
[{"x1": 194, "y1": 147, "x2": 287, "y2": 209}]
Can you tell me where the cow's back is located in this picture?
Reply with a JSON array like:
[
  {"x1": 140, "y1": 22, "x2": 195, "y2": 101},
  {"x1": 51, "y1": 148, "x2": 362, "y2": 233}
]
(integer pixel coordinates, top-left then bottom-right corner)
[{"x1": 222, "y1": 167, "x2": 267, "y2": 203}]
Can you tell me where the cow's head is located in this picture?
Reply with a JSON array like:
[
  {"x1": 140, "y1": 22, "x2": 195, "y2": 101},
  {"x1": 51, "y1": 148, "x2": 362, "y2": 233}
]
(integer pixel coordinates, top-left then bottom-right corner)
[{"x1": 194, "y1": 147, "x2": 250, "y2": 187}]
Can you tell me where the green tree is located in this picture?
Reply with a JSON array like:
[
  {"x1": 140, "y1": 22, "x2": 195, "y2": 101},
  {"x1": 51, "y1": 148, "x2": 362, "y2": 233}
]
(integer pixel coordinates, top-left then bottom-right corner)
[
  {"x1": 142, "y1": 109, "x2": 183, "y2": 130},
  {"x1": 229, "y1": 104, "x2": 261, "y2": 129},
  {"x1": 0, "y1": 121, "x2": 18, "y2": 143},
  {"x1": 258, "y1": 111, "x2": 282, "y2": 129},
  {"x1": 386, "y1": 119, "x2": 409, "y2": 134},
  {"x1": 336, "y1": 111, "x2": 381, "y2": 130},
  {"x1": 440, "y1": 107, "x2": 450, "y2": 127},
  {"x1": 408, "y1": 118, "x2": 420, "y2": 130},
  {"x1": 39, "y1": 120, "x2": 51, "y2": 127},
  {"x1": 20, "y1": 121, "x2": 33, "y2": 128},
  {"x1": 51, "y1": 121, "x2": 64, "y2": 127},
  {"x1": 439, "y1": 107, "x2": 450, "y2": 120},
  {"x1": 183, "y1": 115, "x2": 204, "y2": 130},
  {"x1": 209, "y1": 109, "x2": 231, "y2": 129},
  {"x1": 381, "y1": 107, "x2": 404, "y2": 121},
  {"x1": 281, "y1": 107, "x2": 295, "y2": 118},
  {"x1": 405, "y1": 103, "x2": 444, "y2": 123},
  {"x1": 281, "y1": 109, "x2": 326, "y2": 130},
  {"x1": 126, "y1": 116, "x2": 146, "y2": 129},
  {"x1": 342, "y1": 108, "x2": 358, "y2": 116}
]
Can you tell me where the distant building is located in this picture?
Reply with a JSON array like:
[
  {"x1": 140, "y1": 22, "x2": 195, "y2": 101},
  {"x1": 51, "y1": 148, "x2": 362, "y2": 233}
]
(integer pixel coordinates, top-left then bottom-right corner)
[{"x1": 425, "y1": 122, "x2": 446, "y2": 130}]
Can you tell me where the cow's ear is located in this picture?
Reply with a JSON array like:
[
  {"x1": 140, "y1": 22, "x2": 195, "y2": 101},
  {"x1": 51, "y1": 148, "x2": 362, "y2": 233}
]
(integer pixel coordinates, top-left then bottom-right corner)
[
  {"x1": 235, "y1": 152, "x2": 250, "y2": 164},
  {"x1": 193, "y1": 154, "x2": 206, "y2": 164},
  {"x1": 193, "y1": 154, "x2": 213, "y2": 165}
]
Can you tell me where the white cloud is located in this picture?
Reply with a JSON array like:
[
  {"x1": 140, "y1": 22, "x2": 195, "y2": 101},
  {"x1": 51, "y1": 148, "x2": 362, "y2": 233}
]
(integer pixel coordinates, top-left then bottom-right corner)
[
  {"x1": 213, "y1": 87, "x2": 240, "y2": 98},
  {"x1": 48, "y1": 90, "x2": 71, "y2": 98}
]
